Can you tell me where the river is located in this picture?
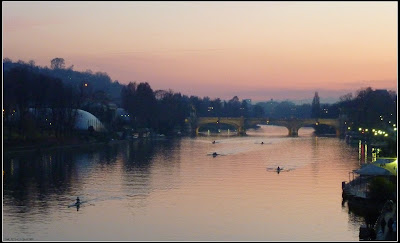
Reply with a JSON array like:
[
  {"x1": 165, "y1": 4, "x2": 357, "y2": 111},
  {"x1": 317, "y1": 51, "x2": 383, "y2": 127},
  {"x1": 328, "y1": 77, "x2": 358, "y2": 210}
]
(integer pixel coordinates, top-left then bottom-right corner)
[{"x1": 3, "y1": 125, "x2": 368, "y2": 241}]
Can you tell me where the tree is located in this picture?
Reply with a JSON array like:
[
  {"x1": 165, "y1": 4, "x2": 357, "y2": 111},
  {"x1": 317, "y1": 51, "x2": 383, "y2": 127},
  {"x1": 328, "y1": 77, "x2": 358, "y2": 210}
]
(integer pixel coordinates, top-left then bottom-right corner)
[
  {"x1": 50, "y1": 57, "x2": 65, "y2": 69},
  {"x1": 226, "y1": 96, "x2": 241, "y2": 117},
  {"x1": 253, "y1": 105, "x2": 264, "y2": 118},
  {"x1": 311, "y1": 92, "x2": 320, "y2": 119}
]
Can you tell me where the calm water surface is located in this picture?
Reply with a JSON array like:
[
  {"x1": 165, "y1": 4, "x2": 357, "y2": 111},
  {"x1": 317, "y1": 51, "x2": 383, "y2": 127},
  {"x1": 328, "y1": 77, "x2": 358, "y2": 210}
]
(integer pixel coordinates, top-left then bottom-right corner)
[{"x1": 3, "y1": 126, "x2": 367, "y2": 241}]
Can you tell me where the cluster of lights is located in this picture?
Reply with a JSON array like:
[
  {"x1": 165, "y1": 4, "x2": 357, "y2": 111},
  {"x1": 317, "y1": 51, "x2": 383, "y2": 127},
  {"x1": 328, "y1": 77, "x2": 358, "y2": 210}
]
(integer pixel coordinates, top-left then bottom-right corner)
[{"x1": 371, "y1": 129, "x2": 389, "y2": 137}]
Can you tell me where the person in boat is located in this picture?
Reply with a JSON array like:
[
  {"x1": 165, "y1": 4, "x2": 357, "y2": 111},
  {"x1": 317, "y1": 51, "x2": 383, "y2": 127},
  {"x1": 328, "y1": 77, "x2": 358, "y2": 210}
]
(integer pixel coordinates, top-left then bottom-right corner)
[
  {"x1": 261, "y1": 142, "x2": 264, "y2": 144},
  {"x1": 212, "y1": 152, "x2": 218, "y2": 156},
  {"x1": 76, "y1": 197, "x2": 80, "y2": 205},
  {"x1": 212, "y1": 141, "x2": 216, "y2": 144},
  {"x1": 277, "y1": 166, "x2": 281, "y2": 171}
]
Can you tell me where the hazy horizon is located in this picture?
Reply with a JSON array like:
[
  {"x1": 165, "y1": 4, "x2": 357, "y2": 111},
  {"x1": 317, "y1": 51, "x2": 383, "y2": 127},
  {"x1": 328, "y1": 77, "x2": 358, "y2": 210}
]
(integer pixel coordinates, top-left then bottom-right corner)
[{"x1": 3, "y1": 1, "x2": 398, "y2": 101}]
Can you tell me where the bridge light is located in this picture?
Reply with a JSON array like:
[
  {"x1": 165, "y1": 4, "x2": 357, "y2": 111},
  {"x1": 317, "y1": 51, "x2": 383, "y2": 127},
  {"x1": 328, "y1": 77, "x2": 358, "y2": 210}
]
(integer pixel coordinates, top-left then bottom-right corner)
[
  {"x1": 365, "y1": 129, "x2": 368, "y2": 132},
  {"x1": 348, "y1": 127, "x2": 351, "y2": 130},
  {"x1": 358, "y1": 127, "x2": 362, "y2": 131},
  {"x1": 315, "y1": 122, "x2": 319, "y2": 125}
]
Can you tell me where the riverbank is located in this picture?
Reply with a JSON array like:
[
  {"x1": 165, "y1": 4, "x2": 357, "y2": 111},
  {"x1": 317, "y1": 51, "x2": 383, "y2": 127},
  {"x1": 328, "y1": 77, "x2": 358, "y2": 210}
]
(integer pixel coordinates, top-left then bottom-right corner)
[
  {"x1": 3, "y1": 137, "x2": 128, "y2": 154},
  {"x1": 374, "y1": 200, "x2": 397, "y2": 241}
]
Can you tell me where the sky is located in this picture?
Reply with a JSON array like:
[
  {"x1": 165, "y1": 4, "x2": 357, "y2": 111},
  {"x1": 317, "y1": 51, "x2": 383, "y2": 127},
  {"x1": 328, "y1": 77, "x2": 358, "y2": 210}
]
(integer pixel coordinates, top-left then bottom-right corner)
[{"x1": 2, "y1": 1, "x2": 398, "y2": 102}]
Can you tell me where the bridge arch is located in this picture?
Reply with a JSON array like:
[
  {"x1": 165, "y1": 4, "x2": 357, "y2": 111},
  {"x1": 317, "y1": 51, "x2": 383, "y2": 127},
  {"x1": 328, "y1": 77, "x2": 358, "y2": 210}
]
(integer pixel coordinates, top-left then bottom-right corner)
[
  {"x1": 196, "y1": 117, "x2": 245, "y2": 135},
  {"x1": 192, "y1": 117, "x2": 341, "y2": 137}
]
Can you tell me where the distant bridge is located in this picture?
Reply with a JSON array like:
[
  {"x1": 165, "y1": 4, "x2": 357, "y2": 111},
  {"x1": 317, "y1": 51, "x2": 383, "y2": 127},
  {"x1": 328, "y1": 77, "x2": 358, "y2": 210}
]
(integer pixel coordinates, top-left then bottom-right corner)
[{"x1": 193, "y1": 117, "x2": 341, "y2": 137}]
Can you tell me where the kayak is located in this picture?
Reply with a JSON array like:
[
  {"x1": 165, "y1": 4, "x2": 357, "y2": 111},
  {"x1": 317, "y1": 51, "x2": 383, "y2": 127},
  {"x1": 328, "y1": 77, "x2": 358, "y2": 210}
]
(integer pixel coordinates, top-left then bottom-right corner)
[{"x1": 68, "y1": 201, "x2": 82, "y2": 208}]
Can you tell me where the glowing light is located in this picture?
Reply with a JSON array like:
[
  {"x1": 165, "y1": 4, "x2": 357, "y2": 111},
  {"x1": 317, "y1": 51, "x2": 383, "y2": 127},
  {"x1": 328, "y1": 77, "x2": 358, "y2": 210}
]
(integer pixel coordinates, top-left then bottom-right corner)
[
  {"x1": 358, "y1": 128, "x2": 362, "y2": 131},
  {"x1": 348, "y1": 127, "x2": 351, "y2": 130},
  {"x1": 365, "y1": 129, "x2": 368, "y2": 132},
  {"x1": 84, "y1": 83, "x2": 88, "y2": 87},
  {"x1": 384, "y1": 134, "x2": 388, "y2": 137}
]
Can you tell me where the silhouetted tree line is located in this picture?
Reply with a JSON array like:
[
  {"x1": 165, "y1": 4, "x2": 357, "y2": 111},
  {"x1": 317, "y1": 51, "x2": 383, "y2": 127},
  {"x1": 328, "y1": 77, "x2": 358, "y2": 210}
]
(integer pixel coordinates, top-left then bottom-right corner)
[
  {"x1": 3, "y1": 58, "x2": 123, "y2": 103},
  {"x1": 4, "y1": 58, "x2": 397, "y2": 140},
  {"x1": 3, "y1": 65, "x2": 81, "y2": 140},
  {"x1": 310, "y1": 87, "x2": 397, "y2": 130}
]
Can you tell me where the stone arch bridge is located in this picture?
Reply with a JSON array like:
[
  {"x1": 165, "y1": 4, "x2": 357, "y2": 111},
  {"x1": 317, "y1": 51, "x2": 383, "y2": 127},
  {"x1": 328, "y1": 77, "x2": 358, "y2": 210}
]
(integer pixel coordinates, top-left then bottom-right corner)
[{"x1": 193, "y1": 117, "x2": 341, "y2": 137}]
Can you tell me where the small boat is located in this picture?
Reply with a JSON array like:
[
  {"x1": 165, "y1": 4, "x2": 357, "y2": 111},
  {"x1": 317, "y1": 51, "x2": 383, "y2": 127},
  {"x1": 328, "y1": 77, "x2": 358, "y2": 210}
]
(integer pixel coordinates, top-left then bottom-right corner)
[
  {"x1": 68, "y1": 197, "x2": 82, "y2": 208},
  {"x1": 68, "y1": 202, "x2": 81, "y2": 208}
]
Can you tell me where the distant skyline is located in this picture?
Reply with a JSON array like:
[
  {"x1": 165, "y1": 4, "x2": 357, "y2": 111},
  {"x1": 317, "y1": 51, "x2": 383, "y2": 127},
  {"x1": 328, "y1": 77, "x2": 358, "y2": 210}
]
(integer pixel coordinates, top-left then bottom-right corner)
[{"x1": 3, "y1": 1, "x2": 398, "y2": 101}]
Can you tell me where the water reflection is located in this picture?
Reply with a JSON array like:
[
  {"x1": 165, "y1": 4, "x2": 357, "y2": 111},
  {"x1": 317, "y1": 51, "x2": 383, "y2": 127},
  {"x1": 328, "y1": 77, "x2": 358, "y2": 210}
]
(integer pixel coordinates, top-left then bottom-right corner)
[{"x1": 4, "y1": 131, "x2": 371, "y2": 241}]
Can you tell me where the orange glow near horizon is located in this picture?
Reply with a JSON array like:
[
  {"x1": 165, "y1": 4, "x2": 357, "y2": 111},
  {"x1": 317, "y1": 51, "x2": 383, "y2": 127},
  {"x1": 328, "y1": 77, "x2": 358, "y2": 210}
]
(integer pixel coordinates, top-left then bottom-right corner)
[{"x1": 2, "y1": 2, "x2": 398, "y2": 101}]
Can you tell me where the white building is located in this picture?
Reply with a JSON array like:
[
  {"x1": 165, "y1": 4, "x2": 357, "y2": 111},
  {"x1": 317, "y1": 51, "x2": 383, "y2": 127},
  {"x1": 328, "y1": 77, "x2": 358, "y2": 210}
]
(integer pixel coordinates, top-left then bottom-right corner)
[{"x1": 75, "y1": 109, "x2": 106, "y2": 132}]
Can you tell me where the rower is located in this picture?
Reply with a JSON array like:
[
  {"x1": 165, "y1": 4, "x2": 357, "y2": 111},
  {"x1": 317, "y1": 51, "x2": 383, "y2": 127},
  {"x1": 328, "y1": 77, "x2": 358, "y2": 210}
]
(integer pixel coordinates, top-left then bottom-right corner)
[
  {"x1": 212, "y1": 141, "x2": 216, "y2": 144},
  {"x1": 261, "y1": 142, "x2": 264, "y2": 144},
  {"x1": 76, "y1": 197, "x2": 80, "y2": 205},
  {"x1": 212, "y1": 152, "x2": 218, "y2": 157},
  {"x1": 277, "y1": 166, "x2": 280, "y2": 171}
]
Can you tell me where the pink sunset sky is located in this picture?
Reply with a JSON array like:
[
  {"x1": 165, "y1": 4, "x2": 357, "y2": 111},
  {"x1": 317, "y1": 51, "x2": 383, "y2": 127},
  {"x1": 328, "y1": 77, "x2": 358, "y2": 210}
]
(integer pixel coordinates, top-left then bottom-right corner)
[{"x1": 2, "y1": 1, "x2": 398, "y2": 102}]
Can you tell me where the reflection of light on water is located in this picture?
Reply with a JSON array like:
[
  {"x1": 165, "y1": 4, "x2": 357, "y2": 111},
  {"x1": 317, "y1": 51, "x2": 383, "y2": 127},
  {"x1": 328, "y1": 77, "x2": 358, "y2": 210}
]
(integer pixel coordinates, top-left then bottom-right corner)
[
  {"x1": 358, "y1": 141, "x2": 376, "y2": 164},
  {"x1": 247, "y1": 125, "x2": 315, "y2": 137},
  {"x1": 364, "y1": 143, "x2": 367, "y2": 164}
]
